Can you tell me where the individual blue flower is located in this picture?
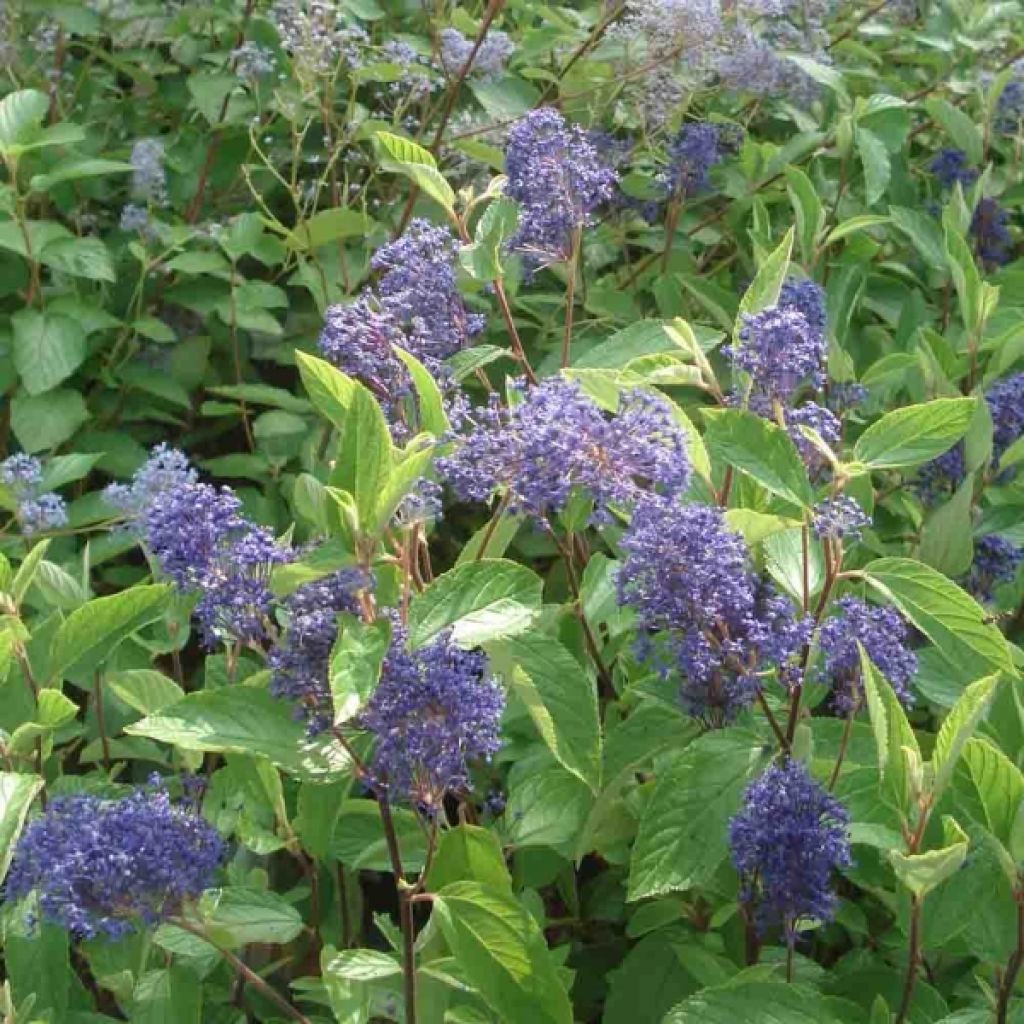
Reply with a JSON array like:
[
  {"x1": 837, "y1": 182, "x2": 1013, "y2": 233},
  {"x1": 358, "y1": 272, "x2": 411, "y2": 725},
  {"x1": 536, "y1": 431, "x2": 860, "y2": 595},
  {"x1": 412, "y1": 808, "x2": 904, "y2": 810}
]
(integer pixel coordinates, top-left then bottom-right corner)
[
  {"x1": 0, "y1": 454, "x2": 68, "y2": 536},
  {"x1": 617, "y1": 497, "x2": 810, "y2": 724},
  {"x1": 269, "y1": 570, "x2": 368, "y2": 733},
  {"x1": 813, "y1": 496, "x2": 870, "y2": 541},
  {"x1": 361, "y1": 622, "x2": 505, "y2": 812},
  {"x1": 965, "y1": 534, "x2": 1023, "y2": 601},
  {"x1": 930, "y1": 148, "x2": 977, "y2": 190},
  {"x1": 729, "y1": 760, "x2": 851, "y2": 938},
  {"x1": 505, "y1": 108, "x2": 617, "y2": 266},
  {"x1": 5, "y1": 787, "x2": 223, "y2": 939},
  {"x1": 438, "y1": 378, "x2": 691, "y2": 526},
  {"x1": 817, "y1": 596, "x2": 918, "y2": 715},
  {"x1": 971, "y1": 197, "x2": 1013, "y2": 269}
]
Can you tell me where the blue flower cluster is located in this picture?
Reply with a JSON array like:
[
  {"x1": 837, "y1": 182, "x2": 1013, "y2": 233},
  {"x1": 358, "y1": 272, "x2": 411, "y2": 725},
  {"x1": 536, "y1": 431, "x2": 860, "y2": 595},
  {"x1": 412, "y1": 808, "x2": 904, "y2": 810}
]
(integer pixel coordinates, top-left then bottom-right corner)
[
  {"x1": 817, "y1": 596, "x2": 918, "y2": 714},
  {"x1": 268, "y1": 570, "x2": 368, "y2": 733},
  {"x1": 996, "y1": 60, "x2": 1024, "y2": 132},
  {"x1": 663, "y1": 122, "x2": 740, "y2": 198},
  {"x1": 0, "y1": 454, "x2": 68, "y2": 536},
  {"x1": 5, "y1": 787, "x2": 223, "y2": 939},
  {"x1": 971, "y1": 197, "x2": 1013, "y2": 269},
  {"x1": 438, "y1": 27, "x2": 513, "y2": 79},
  {"x1": 505, "y1": 108, "x2": 617, "y2": 266},
  {"x1": 813, "y1": 496, "x2": 870, "y2": 541},
  {"x1": 361, "y1": 623, "x2": 505, "y2": 812},
  {"x1": 438, "y1": 377, "x2": 691, "y2": 525},
  {"x1": 617, "y1": 497, "x2": 811, "y2": 724},
  {"x1": 130, "y1": 138, "x2": 167, "y2": 205},
  {"x1": 965, "y1": 534, "x2": 1023, "y2": 601},
  {"x1": 930, "y1": 148, "x2": 977, "y2": 189},
  {"x1": 319, "y1": 220, "x2": 482, "y2": 433},
  {"x1": 729, "y1": 760, "x2": 851, "y2": 938},
  {"x1": 107, "y1": 448, "x2": 287, "y2": 647}
]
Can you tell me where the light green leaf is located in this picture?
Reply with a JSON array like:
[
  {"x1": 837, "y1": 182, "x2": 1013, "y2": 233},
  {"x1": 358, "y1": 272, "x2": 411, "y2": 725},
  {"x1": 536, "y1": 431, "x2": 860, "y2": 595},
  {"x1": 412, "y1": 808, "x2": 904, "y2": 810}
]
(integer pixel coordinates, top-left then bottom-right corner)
[
  {"x1": 329, "y1": 614, "x2": 390, "y2": 725},
  {"x1": 11, "y1": 538, "x2": 51, "y2": 605},
  {"x1": 296, "y1": 350, "x2": 355, "y2": 430},
  {"x1": 39, "y1": 235, "x2": 115, "y2": 282},
  {"x1": 126, "y1": 687, "x2": 351, "y2": 781},
  {"x1": 856, "y1": 126, "x2": 891, "y2": 206},
  {"x1": 332, "y1": 379, "x2": 392, "y2": 529},
  {"x1": 283, "y1": 207, "x2": 373, "y2": 250},
  {"x1": 853, "y1": 398, "x2": 977, "y2": 469},
  {"x1": 925, "y1": 98, "x2": 983, "y2": 164},
  {"x1": 490, "y1": 632, "x2": 602, "y2": 793},
  {"x1": 11, "y1": 388, "x2": 88, "y2": 452},
  {"x1": 132, "y1": 967, "x2": 202, "y2": 1024},
  {"x1": 29, "y1": 157, "x2": 133, "y2": 192},
  {"x1": 0, "y1": 773, "x2": 44, "y2": 885},
  {"x1": 954, "y1": 738, "x2": 1024, "y2": 848},
  {"x1": 890, "y1": 843, "x2": 968, "y2": 898},
  {"x1": 734, "y1": 227, "x2": 794, "y2": 340},
  {"x1": 665, "y1": 980, "x2": 843, "y2": 1023},
  {"x1": 784, "y1": 165, "x2": 824, "y2": 265},
  {"x1": 433, "y1": 881, "x2": 573, "y2": 1024},
  {"x1": 12, "y1": 309, "x2": 87, "y2": 395},
  {"x1": 825, "y1": 215, "x2": 890, "y2": 245},
  {"x1": 628, "y1": 729, "x2": 766, "y2": 900},
  {"x1": 375, "y1": 131, "x2": 455, "y2": 213},
  {"x1": 198, "y1": 887, "x2": 303, "y2": 947},
  {"x1": 426, "y1": 824, "x2": 513, "y2": 893},
  {"x1": 931, "y1": 674, "x2": 999, "y2": 802},
  {"x1": 107, "y1": 669, "x2": 185, "y2": 716},
  {"x1": 890, "y1": 206, "x2": 948, "y2": 272},
  {"x1": 703, "y1": 408, "x2": 812, "y2": 507},
  {"x1": 394, "y1": 347, "x2": 450, "y2": 436},
  {"x1": 0, "y1": 89, "x2": 49, "y2": 154},
  {"x1": 918, "y1": 471, "x2": 975, "y2": 577},
  {"x1": 408, "y1": 559, "x2": 543, "y2": 649}
]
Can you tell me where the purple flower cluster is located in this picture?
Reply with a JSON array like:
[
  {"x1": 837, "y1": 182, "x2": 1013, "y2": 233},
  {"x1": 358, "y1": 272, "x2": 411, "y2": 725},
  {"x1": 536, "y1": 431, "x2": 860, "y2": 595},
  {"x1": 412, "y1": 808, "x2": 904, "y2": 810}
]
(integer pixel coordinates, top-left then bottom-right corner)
[
  {"x1": 729, "y1": 760, "x2": 851, "y2": 938},
  {"x1": 130, "y1": 138, "x2": 167, "y2": 205},
  {"x1": 930, "y1": 148, "x2": 977, "y2": 190},
  {"x1": 663, "y1": 122, "x2": 740, "y2": 198},
  {"x1": 0, "y1": 454, "x2": 68, "y2": 536},
  {"x1": 966, "y1": 535, "x2": 1023, "y2": 601},
  {"x1": 971, "y1": 197, "x2": 1013, "y2": 269},
  {"x1": 438, "y1": 27, "x2": 513, "y2": 79},
  {"x1": 319, "y1": 221, "x2": 481, "y2": 433},
  {"x1": 813, "y1": 496, "x2": 870, "y2": 541},
  {"x1": 996, "y1": 61, "x2": 1024, "y2": 133},
  {"x1": 817, "y1": 597, "x2": 918, "y2": 715},
  {"x1": 617, "y1": 497, "x2": 810, "y2": 724},
  {"x1": 438, "y1": 378, "x2": 691, "y2": 525},
  {"x1": 111, "y1": 448, "x2": 287, "y2": 647},
  {"x1": 5, "y1": 788, "x2": 223, "y2": 939},
  {"x1": 785, "y1": 401, "x2": 841, "y2": 478},
  {"x1": 269, "y1": 570, "x2": 367, "y2": 733},
  {"x1": 504, "y1": 108, "x2": 617, "y2": 266},
  {"x1": 361, "y1": 623, "x2": 505, "y2": 812}
]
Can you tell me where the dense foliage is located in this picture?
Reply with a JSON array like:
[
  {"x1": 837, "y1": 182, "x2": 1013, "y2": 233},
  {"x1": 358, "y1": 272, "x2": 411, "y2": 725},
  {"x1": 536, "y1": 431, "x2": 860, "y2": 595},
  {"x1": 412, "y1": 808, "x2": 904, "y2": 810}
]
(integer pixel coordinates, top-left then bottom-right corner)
[{"x1": 1, "y1": 0, "x2": 1024, "y2": 1021}]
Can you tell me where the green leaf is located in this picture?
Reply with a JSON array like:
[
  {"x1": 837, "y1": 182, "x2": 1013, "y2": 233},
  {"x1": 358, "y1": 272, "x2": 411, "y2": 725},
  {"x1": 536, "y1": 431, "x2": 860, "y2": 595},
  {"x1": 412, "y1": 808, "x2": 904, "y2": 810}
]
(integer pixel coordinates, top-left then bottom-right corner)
[
  {"x1": 408, "y1": 559, "x2": 543, "y2": 649},
  {"x1": 853, "y1": 397, "x2": 977, "y2": 469},
  {"x1": 863, "y1": 557, "x2": 1013, "y2": 678},
  {"x1": 132, "y1": 967, "x2": 202, "y2": 1024},
  {"x1": 459, "y1": 196, "x2": 518, "y2": 282},
  {"x1": 330, "y1": 798, "x2": 428, "y2": 871},
  {"x1": 394, "y1": 347, "x2": 450, "y2": 436},
  {"x1": 944, "y1": 219, "x2": 984, "y2": 336},
  {"x1": 856, "y1": 126, "x2": 891, "y2": 206},
  {"x1": 107, "y1": 669, "x2": 185, "y2": 716},
  {"x1": 198, "y1": 887, "x2": 303, "y2": 947},
  {"x1": 296, "y1": 350, "x2": 355, "y2": 430},
  {"x1": 29, "y1": 157, "x2": 133, "y2": 192},
  {"x1": 628, "y1": 729, "x2": 766, "y2": 901},
  {"x1": 283, "y1": 207, "x2": 373, "y2": 250},
  {"x1": 665, "y1": 980, "x2": 843, "y2": 1023},
  {"x1": 954, "y1": 738, "x2": 1024, "y2": 848},
  {"x1": 890, "y1": 206, "x2": 949, "y2": 272},
  {"x1": 918, "y1": 471, "x2": 975, "y2": 577},
  {"x1": 11, "y1": 388, "x2": 89, "y2": 452},
  {"x1": 734, "y1": 227, "x2": 794, "y2": 340},
  {"x1": 703, "y1": 408, "x2": 812, "y2": 507},
  {"x1": 490, "y1": 632, "x2": 602, "y2": 793},
  {"x1": 931, "y1": 674, "x2": 999, "y2": 803},
  {"x1": 375, "y1": 131, "x2": 455, "y2": 213},
  {"x1": 371, "y1": 439, "x2": 436, "y2": 534},
  {"x1": 825, "y1": 215, "x2": 890, "y2": 245},
  {"x1": 50, "y1": 584, "x2": 172, "y2": 680},
  {"x1": 0, "y1": 773, "x2": 44, "y2": 885},
  {"x1": 0, "y1": 89, "x2": 49, "y2": 154},
  {"x1": 785, "y1": 166, "x2": 824, "y2": 265},
  {"x1": 426, "y1": 824, "x2": 513, "y2": 892},
  {"x1": 39, "y1": 235, "x2": 115, "y2": 282},
  {"x1": 330, "y1": 614, "x2": 390, "y2": 725},
  {"x1": 332, "y1": 379, "x2": 392, "y2": 529},
  {"x1": 11, "y1": 538, "x2": 51, "y2": 605},
  {"x1": 433, "y1": 881, "x2": 573, "y2": 1024},
  {"x1": 925, "y1": 98, "x2": 983, "y2": 164},
  {"x1": 890, "y1": 843, "x2": 968, "y2": 898},
  {"x1": 11, "y1": 309, "x2": 87, "y2": 395},
  {"x1": 126, "y1": 687, "x2": 351, "y2": 781}
]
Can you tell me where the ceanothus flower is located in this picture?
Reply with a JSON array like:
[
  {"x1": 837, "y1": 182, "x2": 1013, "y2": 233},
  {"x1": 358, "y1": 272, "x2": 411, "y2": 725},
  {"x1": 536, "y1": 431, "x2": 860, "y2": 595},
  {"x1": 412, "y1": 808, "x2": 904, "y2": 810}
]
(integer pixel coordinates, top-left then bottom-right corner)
[
  {"x1": 817, "y1": 596, "x2": 918, "y2": 715},
  {"x1": 103, "y1": 443, "x2": 198, "y2": 521},
  {"x1": 813, "y1": 496, "x2": 869, "y2": 541},
  {"x1": 5, "y1": 787, "x2": 223, "y2": 939},
  {"x1": 130, "y1": 138, "x2": 167, "y2": 205},
  {"x1": 269, "y1": 570, "x2": 368, "y2": 733},
  {"x1": 995, "y1": 61, "x2": 1024, "y2": 133},
  {"x1": 971, "y1": 197, "x2": 1013, "y2": 269},
  {"x1": 617, "y1": 497, "x2": 811, "y2": 725},
  {"x1": 663, "y1": 122, "x2": 740, "y2": 198},
  {"x1": 778, "y1": 277, "x2": 828, "y2": 337},
  {"x1": 438, "y1": 378, "x2": 691, "y2": 525},
  {"x1": 785, "y1": 402, "x2": 841, "y2": 478},
  {"x1": 729, "y1": 760, "x2": 851, "y2": 938},
  {"x1": 270, "y1": 0, "x2": 368, "y2": 76},
  {"x1": 504, "y1": 108, "x2": 617, "y2": 266},
  {"x1": 438, "y1": 27, "x2": 514, "y2": 79},
  {"x1": 0, "y1": 454, "x2": 68, "y2": 536},
  {"x1": 361, "y1": 622, "x2": 505, "y2": 812},
  {"x1": 730, "y1": 306, "x2": 826, "y2": 402},
  {"x1": 233, "y1": 41, "x2": 277, "y2": 80},
  {"x1": 930, "y1": 148, "x2": 977, "y2": 190},
  {"x1": 965, "y1": 534, "x2": 1023, "y2": 601}
]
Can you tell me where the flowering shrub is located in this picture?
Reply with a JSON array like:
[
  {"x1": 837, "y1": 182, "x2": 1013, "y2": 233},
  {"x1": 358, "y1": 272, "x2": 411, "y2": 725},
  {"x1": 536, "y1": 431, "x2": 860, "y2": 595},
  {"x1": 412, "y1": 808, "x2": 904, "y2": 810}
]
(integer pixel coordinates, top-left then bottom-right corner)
[{"x1": 0, "y1": 1, "x2": 1022, "y2": 1022}]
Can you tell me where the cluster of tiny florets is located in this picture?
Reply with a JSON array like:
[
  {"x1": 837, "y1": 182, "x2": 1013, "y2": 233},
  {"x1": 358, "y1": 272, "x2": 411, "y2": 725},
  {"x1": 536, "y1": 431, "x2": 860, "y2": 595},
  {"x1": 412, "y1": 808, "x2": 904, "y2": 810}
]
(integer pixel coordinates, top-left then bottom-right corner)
[
  {"x1": 233, "y1": 41, "x2": 277, "y2": 81},
  {"x1": 504, "y1": 108, "x2": 617, "y2": 266},
  {"x1": 438, "y1": 27, "x2": 513, "y2": 80},
  {"x1": 617, "y1": 497, "x2": 811, "y2": 724},
  {"x1": 103, "y1": 443, "x2": 197, "y2": 521},
  {"x1": 5, "y1": 788, "x2": 223, "y2": 939},
  {"x1": 268, "y1": 570, "x2": 368, "y2": 733},
  {"x1": 0, "y1": 454, "x2": 68, "y2": 536},
  {"x1": 130, "y1": 138, "x2": 167, "y2": 205},
  {"x1": 732, "y1": 307, "x2": 826, "y2": 402},
  {"x1": 438, "y1": 378, "x2": 691, "y2": 525},
  {"x1": 817, "y1": 596, "x2": 918, "y2": 714},
  {"x1": 270, "y1": 0, "x2": 368, "y2": 77},
  {"x1": 662, "y1": 121, "x2": 740, "y2": 198},
  {"x1": 361, "y1": 622, "x2": 505, "y2": 812},
  {"x1": 813, "y1": 496, "x2": 870, "y2": 541},
  {"x1": 930, "y1": 148, "x2": 977, "y2": 189},
  {"x1": 966, "y1": 535, "x2": 1023, "y2": 601},
  {"x1": 729, "y1": 760, "x2": 851, "y2": 938},
  {"x1": 971, "y1": 197, "x2": 1014, "y2": 269}
]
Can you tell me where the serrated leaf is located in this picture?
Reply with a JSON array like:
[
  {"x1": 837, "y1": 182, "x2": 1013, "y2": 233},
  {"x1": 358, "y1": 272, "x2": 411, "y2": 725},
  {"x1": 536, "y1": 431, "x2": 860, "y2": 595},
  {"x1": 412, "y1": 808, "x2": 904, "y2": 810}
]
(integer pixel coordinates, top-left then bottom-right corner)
[
  {"x1": 198, "y1": 887, "x2": 303, "y2": 947},
  {"x1": 890, "y1": 843, "x2": 968, "y2": 897},
  {"x1": 375, "y1": 131, "x2": 455, "y2": 212},
  {"x1": 734, "y1": 227, "x2": 794, "y2": 341},
  {"x1": 425, "y1": 824, "x2": 512, "y2": 892},
  {"x1": 296, "y1": 350, "x2": 355, "y2": 430},
  {"x1": 12, "y1": 309, "x2": 87, "y2": 395},
  {"x1": 857, "y1": 126, "x2": 891, "y2": 206},
  {"x1": 853, "y1": 398, "x2": 977, "y2": 469},
  {"x1": 332, "y1": 379, "x2": 392, "y2": 529},
  {"x1": 107, "y1": 669, "x2": 185, "y2": 716},
  {"x1": 329, "y1": 614, "x2": 390, "y2": 725},
  {"x1": 0, "y1": 773, "x2": 44, "y2": 885},
  {"x1": 407, "y1": 559, "x2": 543, "y2": 649},
  {"x1": 0, "y1": 89, "x2": 49, "y2": 154},
  {"x1": 283, "y1": 207, "x2": 373, "y2": 250},
  {"x1": 931, "y1": 674, "x2": 999, "y2": 802},
  {"x1": 665, "y1": 980, "x2": 843, "y2": 1023}
]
